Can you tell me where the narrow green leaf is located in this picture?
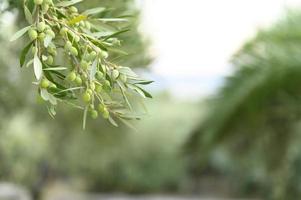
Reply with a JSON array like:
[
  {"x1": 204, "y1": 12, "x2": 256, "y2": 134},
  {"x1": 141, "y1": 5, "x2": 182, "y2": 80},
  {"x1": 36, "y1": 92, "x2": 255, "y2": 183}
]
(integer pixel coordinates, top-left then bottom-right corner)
[
  {"x1": 56, "y1": 0, "x2": 83, "y2": 7},
  {"x1": 34, "y1": 53, "x2": 43, "y2": 80},
  {"x1": 20, "y1": 42, "x2": 33, "y2": 67},
  {"x1": 119, "y1": 67, "x2": 138, "y2": 77},
  {"x1": 10, "y1": 26, "x2": 31, "y2": 42},
  {"x1": 40, "y1": 89, "x2": 50, "y2": 101},
  {"x1": 43, "y1": 67, "x2": 67, "y2": 71},
  {"x1": 90, "y1": 59, "x2": 98, "y2": 80},
  {"x1": 136, "y1": 86, "x2": 153, "y2": 98},
  {"x1": 108, "y1": 116, "x2": 118, "y2": 127},
  {"x1": 134, "y1": 80, "x2": 154, "y2": 85},
  {"x1": 96, "y1": 18, "x2": 129, "y2": 22},
  {"x1": 24, "y1": 6, "x2": 33, "y2": 24},
  {"x1": 103, "y1": 29, "x2": 129, "y2": 41},
  {"x1": 82, "y1": 7, "x2": 106, "y2": 16},
  {"x1": 83, "y1": 106, "x2": 88, "y2": 130}
]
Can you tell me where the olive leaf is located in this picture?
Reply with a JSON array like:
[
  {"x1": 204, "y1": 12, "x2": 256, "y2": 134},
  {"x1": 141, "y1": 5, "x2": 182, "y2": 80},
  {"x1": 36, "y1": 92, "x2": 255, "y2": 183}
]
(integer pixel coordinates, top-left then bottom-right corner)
[
  {"x1": 10, "y1": 26, "x2": 31, "y2": 42},
  {"x1": 20, "y1": 42, "x2": 33, "y2": 67},
  {"x1": 33, "y1": 53, "x2": 43, "y2": 80},
  {"x1": 82, "y1": 7, "x2": 106, "y2": 16},
  {"x1": 56, "y1": 0, "x2": 83, "y2": 7},
  {"x1": 24, "y1": 6, "x2": 33, "y2": 24}
]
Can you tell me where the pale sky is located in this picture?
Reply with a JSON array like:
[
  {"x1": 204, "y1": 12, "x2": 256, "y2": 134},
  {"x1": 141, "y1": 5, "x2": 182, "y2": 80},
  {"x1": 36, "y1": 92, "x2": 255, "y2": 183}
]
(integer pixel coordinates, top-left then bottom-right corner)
[{"x1": 137, "y1": 0, "x2": 301, "y2": 99}]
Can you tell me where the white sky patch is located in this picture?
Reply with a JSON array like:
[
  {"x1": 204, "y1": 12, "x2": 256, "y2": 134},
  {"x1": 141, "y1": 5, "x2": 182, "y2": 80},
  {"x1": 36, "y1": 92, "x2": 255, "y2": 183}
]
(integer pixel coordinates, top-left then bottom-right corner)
[{"x1": 137, "y1": 0, "x2": 301, "y2": 99}]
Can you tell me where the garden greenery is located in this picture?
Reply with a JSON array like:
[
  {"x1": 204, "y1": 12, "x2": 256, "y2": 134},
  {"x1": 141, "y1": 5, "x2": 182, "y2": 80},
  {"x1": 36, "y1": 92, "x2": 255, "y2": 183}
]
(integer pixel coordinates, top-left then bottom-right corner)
[{"x1": 10, "y1": 0, "x2": 152, "y2": 128}]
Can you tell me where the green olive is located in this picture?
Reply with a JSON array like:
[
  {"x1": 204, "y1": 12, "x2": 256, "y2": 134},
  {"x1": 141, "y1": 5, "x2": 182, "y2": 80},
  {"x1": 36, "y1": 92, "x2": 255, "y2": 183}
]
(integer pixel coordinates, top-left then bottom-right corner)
[
  {"x1": 40, "y1": 78, "x2": 50, "y2": 89},
  {"x1": 67, "y1": 71, "x2": 77, "y2": 82},
  {"x1": 90, "y1": 82, "x2": 96, "y2": 90},
  {"x1": 46, "y1": 56, "x2": 54, "y2": 65},
  {"x1": 37, "y1": 22, "x2": 46, "y2": 32},
  {"x1": 100, "y1": 51, "x2": 109, "y2": 59},
  {"x1": 80, "y1": 60, "x2": 89, "y2": 70},
  {"x1": 32, "y1": 46, "x2": 38, "y2": 55},
  {"x1": 49, "y1": 83, "x2": 57, "y2": 89},
  {"x1": 119, "y1": 74, "x2": 127, "y2": 83},
  {"x1": 102, "y1": 108, "x2": 109, "y2": 119},
  {"x1": 89, "y1": 51, "x2": 97, "y2": 60},
  {"x1": 112, "y1": 69, "x2": 120, "y2": 80},
  {"x1": 46, "y1": 29, "x2": 55, "y2": 38},
  {"x1": 48, "y1": 48, "x2": 57, "y2": 56},
  {"x1": 42, "y1": 4, "x2": 49, "y2": 13},
  {"x1": 95, "y1": 85, "x2": 103, "y2": 93},
  {"x1": 28, "y1": 29, "x2": 38, "y2": 41},
  {"x1": 34, "y1": 0, "x2": 43, "y2": 5},
  {"x1": 82, "y1": 92, "x2": 91, "y2": 103},
  {"x1": 86, "y1": 89, "x2": 93, "y2": 95},
  {"x1": 104, "y1": 80, "x2": 111, "y2": 87},
  {"x1": 96, "y1": 71, "x2": 104, "y2": 80},
  {"x1": 69, "y1": 6, "x2": 78, "y2": 13},
  {"x1": 75, "y1": 76, "x2": 82, "y2": 85},
  {"x1": 70, "y1": 47, "x2": 78, "y2": 56},
  {"x1": 98, "y1": 104, "x2": 105, "y2": 113},
  {"x1": 64, "y1": 41, "x2": 72, "y2": 50},
  {"x1": 60, "y1": 27, "x2": 68, "y2": 36},
  {"x1": 74, "y1": 35, "x2": 80, "y2": 42},
  {"x1": 38, "y1": 32, "x2": 46, "y2": 42},
  {"x1": 90, "y1": 110, "x2": 98, "y2": 119}
]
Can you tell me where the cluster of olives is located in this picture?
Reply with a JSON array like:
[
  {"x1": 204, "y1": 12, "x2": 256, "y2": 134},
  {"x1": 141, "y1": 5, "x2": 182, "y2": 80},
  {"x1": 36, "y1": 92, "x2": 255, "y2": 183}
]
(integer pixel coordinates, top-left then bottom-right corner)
[
  {"x1": 17, "y1": 0, "x2": 152, "y2": 126},
  {"x1": 34, "y1": 0, "x2": 53, "y2": 13}
]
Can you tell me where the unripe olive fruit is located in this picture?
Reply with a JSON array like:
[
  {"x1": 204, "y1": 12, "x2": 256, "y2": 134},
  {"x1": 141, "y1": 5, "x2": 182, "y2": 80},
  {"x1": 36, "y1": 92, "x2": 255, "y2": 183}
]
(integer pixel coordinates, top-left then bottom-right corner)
[
  {"x1": 46, "y1": 56, "x2": 54, "y2": 65},
  {"x1": 89, "y1": 51, "x2": 97, "y2": 60},
  {"x1": 100, "y1": 51, "x2": 109, "y2": 59},
  {"x1": 87, "y1": 89, "x2": 93, "y2": 95},
  {"x1": 50, "y1": 83, "x2": 57, "y2": 88},
  {"x1": 95, "y1": 85, "x2": 103, "y2": 93},
  {"x1": 28, "y1": 29, "x2": 38, "y2": 41},
  {"x1": 40, "y1": 79, "x2": 50, "y2": 89},
  {"x1": 38, "y1": 32, "x2": 46, "y2": 42},
  {"x1": 96, "y1": 71, "x2": 104, "y2": 79},
  {"x1": 75, "y1": 76, "x2": 82, "y2": 85},
  {"x1": 104, "y1": 80, "x2": 111, "y2": 87},
  {"x1": 82, "y1": 92, "x2": 91, "y2": 103},
  {"x1": 34, "y1": 0, "x2": 43, "y2": 5},
  {"x1": 74, "y1": 35, "x2": 80, "y2": 43},
  {"x1": 81, "y1": 73, "x2": 88, "y2": 81},
  {"x1": 67, "y1": 71, "x2": 77, "y2": 82},
  {"x1": 98, "y1": 104, "x2": 105, "y2": 113},
  {"x1": 32, "y1": 46, "x2": 38, "y2": 55},
  {"x1": 80, "y1": 60, "x2": 89, "y2": 70},
  {"x1": 70, "y1": 47, "x2": 78, "y2": 56},
  {"x1": 119, "y1": 74, "x2": 127, "y2": 83},
  {"x1": 112, "y1": 69, "x2": 120, "y2": 80},
  {"x1": 69, "y1": 6, "x2": 78, "y2": 13},
  {"x1": 42, "y1": 4, "x2": 49, "y2": 13},
  {"x1": 90, "y1": 110, "x2": 98, "y2": 119},
  {"x1": 48, "y1": 48, "x2": 57, "y2": 56},
  {"x1": 102, "y1": 108, "x2": 109, "y2": 119},
  {"x1": 64, "y1": 41, "x2": 72, "y2": 50},
  {"x1": 37, "y1": 22, "x2": 46, "y2": 32},
  {"x1": 90, "y1": 82, "x2": 96, "y2": 90},
  {"x1": 60, "y1": 27, "x2": 68, "y2": 36},
  {"x1": 46, "y1": 29, "x2": 55, "y2": 38}
]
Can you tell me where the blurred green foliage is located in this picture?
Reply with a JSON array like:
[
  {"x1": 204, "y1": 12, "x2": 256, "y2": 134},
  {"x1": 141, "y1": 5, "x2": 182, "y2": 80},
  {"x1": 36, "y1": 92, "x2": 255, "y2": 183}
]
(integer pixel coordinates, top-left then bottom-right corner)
[{"x1": 187, "y1": 10, "x2": 301, "y2": 200}]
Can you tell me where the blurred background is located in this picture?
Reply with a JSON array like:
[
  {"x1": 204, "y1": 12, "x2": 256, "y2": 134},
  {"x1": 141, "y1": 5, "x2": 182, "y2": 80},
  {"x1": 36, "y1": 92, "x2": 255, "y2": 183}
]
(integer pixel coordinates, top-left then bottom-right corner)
[{"x1": 2, "y1": 0, "x2": 301, "y2": 199}]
